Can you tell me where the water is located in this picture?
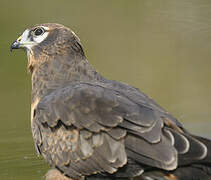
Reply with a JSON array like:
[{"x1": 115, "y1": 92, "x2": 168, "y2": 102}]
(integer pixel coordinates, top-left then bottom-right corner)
[{"x1": 1, "y1": 0, "x2": 211, "y2": 179}]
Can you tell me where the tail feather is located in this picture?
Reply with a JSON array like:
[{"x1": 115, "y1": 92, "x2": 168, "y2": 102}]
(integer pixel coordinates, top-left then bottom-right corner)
[
  {"x1": 193, "y1": 135, "x2": 211, "y2": 164},
  {"x1": 86, "y1": 136, "x2": 211, "y2": 180},
  {"x1": 136, "y1": 165, "x2": 211, "y2": 180}
]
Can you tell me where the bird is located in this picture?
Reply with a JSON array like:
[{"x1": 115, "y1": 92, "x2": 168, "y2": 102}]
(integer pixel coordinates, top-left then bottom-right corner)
[{"x1": 10, "y1": 23, "x2": 211, "y2": 180}]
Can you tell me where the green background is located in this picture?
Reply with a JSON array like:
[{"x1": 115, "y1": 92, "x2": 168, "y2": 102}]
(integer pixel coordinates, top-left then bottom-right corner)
[{"x1": 1, "y1": 0, "x2": 211, "y2": 179}]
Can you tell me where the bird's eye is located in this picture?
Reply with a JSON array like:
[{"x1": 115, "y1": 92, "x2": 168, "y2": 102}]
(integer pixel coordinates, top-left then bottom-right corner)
[{"x1": 33, "y1": 28, "x2": 45, "y2": 36}]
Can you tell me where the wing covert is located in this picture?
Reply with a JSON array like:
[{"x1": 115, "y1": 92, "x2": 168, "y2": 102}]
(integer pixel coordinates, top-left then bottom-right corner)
[{"x1": 32, "y1": 82, "x2": 207, "y2": 178}]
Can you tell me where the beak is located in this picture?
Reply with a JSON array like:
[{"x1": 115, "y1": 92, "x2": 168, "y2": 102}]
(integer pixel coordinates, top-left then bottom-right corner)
[{"x1": 10, "y1": 35, "x2": 22, "y2": 52}]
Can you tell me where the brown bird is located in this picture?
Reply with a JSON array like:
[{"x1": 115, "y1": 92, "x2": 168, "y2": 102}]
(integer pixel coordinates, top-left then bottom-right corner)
[{"x1": 11, "y1": 23, "x2": 211, "y2": 180}]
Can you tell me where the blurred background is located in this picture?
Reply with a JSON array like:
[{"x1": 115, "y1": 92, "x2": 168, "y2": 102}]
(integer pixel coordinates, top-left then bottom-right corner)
[{"x1": 1, "y1": 0, "x2": 211, "y2": 179}]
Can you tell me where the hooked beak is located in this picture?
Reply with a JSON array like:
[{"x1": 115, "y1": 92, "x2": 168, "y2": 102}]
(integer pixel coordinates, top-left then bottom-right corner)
[{"x1": 10, "y1": 36, "x2": 22, "y2": 52}]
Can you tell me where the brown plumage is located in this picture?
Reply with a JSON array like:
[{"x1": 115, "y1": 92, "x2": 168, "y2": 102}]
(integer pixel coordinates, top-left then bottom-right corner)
[{"x1": 11, "y1": 23, "x2": 211, "y2": 180}]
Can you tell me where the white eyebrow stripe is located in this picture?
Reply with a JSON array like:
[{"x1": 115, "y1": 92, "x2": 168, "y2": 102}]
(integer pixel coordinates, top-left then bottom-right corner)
[
  {"x1": 39, "y1": 26, "x2": 49, "y2": 31},
  {"x1": 31, "y1": 26, "x2": 49, "y2": 31}
]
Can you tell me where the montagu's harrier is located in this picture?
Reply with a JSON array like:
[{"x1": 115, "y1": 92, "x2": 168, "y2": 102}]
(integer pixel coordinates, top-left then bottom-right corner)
[{"x1": 11, "y1": 23, "x2": 211, "y2": 180}]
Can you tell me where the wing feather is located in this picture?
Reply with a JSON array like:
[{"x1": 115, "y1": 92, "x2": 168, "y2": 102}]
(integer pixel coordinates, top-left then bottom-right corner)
[{"x1": 32, "y1": 82, "x2": 208, "y2": 178}]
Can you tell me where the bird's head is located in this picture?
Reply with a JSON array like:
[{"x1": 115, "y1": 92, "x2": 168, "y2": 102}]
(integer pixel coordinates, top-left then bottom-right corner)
[{"x1": 11, "y1": 23, "x2": 85, "y2": 72}]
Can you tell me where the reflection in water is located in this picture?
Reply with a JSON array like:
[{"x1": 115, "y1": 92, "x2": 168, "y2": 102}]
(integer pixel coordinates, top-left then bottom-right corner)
[{"x1": 1, "y1": 0, "x2": 211, "y2": 179}]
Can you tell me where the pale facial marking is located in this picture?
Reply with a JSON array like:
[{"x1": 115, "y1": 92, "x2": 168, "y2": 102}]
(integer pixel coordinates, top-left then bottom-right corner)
[
  {"x1": 32, "y1": 26, "x2": 49, "y2": 44},
  {"x1": 19, "y1": 26, "x2": 49, "y2": 50},
  {"x1": 19, "y1": 29, "x2": 34, "y2": 49}
]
